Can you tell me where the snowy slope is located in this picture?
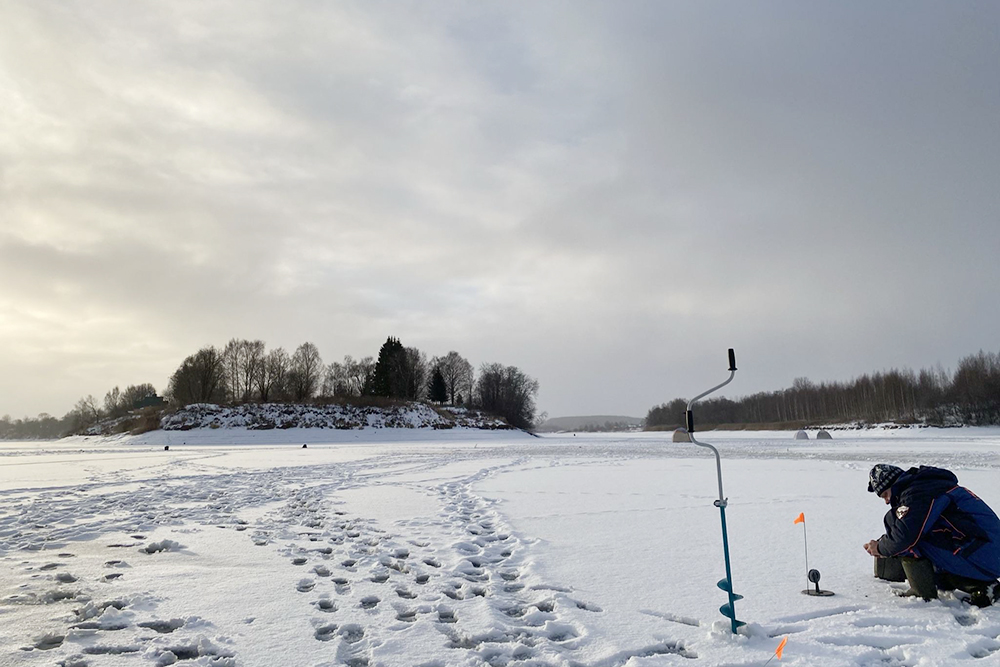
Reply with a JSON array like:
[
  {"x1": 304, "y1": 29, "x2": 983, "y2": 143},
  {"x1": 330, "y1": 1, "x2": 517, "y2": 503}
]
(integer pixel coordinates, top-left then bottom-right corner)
[
  {"x1": 159, "y1": 403, "x2": 512, "y2": 432},
  {"x1": 1, "y1": 430, "x2": 999, "y2": 666}
]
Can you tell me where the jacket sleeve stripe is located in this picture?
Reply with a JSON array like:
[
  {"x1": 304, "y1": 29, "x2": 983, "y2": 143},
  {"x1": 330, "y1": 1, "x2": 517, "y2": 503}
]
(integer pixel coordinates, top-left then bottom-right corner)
[{"x1": 903, "y1": 498, "x2": 938, "y2": 553}]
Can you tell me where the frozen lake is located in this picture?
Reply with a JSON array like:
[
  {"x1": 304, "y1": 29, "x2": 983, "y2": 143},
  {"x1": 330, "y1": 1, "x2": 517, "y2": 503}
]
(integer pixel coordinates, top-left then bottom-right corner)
[{"x1": 2, "y1": 428, "x2": 1000, "y2": 666}]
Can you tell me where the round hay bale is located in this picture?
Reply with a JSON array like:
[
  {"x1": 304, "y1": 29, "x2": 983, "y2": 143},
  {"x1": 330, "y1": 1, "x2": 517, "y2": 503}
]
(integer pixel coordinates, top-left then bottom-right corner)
[
  {"x1": 794, "y1": 430, "x2": 810, "y2": 440},
  {"x1": 816, "y1": 430, "x2": 833, "y2": 440},
  {"x1": 672, "y1": 428, "x2": 691, "y2": 443}
]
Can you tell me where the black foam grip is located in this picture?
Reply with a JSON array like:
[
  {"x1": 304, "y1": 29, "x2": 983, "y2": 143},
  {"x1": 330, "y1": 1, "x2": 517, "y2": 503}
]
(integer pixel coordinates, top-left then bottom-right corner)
[
  {"x1": 728, "y1": 348, "x2": 737, "y2": 372},
  {"x1": 686, "y1": 410, "x2": 695, "y2": 434}
]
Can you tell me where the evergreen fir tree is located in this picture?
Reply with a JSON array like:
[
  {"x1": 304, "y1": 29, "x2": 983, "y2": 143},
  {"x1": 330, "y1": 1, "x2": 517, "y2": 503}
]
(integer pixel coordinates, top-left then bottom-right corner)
[
  {"x1": 367, "y1": 336, "x2": 405, "y2": 397},
  {"x1": 429, "y1": 368, "x2": 448, "y2": 403}
]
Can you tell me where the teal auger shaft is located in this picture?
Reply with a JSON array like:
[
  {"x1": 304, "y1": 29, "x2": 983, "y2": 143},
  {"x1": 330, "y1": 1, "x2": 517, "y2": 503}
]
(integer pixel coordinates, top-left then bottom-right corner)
[{"x1": 718, "y1": 504, "x2": 744, "y2": 633}]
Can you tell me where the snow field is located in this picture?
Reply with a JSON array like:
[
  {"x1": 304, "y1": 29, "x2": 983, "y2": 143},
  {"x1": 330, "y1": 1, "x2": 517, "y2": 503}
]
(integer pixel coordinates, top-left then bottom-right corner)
[{"x1": 1, "y1": 429, "x2": 1000, "y2": 666}]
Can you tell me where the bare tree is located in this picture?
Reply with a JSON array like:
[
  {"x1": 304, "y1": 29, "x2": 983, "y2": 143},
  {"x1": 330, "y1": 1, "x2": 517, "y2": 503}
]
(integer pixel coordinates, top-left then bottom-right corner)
[
  {"x1": 167, "y1": 346, "x2": 226, "y2": 406},
  {"x1": 222, "y1": 339, "x2": 266, "y2": 403},
  {"x1": 71, "y1": 394, "x2": 103, "y2": 430},
  {"x1": 400, "y1": 347, "x2": 428, "y2": 400},
  {"x1": 241, "y1": 340, "x2": 266, "y2": 402},
  {"x1": 320, "y1": 355, "x2": 373, "y2": 397},
  {"x1": 288, "y1": 342, "x2": 323, "y2": 402},
  {"x1": 474, "y1": 363, "x2": 539, "y2": 430},
  {"x1": 321, "y1": 361, "x2": 343, "y2": 397},
  {"x1": 431, "y1": 352, "x2": 474, "y2": 405},
  {"x1": 104, "y1": 387, "x2": 123, "y2": 418},
  {"x1": 346, "y1": 356, "x2": 374, "y2": 396},
  {"x1": 257, "y1": 347, "x2": 290, "y2": 402}
]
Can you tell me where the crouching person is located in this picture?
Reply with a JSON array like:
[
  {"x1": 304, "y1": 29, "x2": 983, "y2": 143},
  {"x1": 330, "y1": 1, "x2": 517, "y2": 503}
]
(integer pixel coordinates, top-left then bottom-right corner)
[{"x1": 863, "y1": 464, "x2": 1000, "y2": 607}]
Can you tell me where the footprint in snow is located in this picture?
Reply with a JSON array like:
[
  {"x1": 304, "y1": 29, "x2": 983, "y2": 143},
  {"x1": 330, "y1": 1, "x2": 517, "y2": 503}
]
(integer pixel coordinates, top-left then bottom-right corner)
[
  {"x1": 296, "y1": 579, "x2": 315, "y2": 592},
  {"x1": 503, "y1": 606, "x2": 526, "y2": 618},
  {"x1": 314, "y1": 623, "x2": 338, "y2": 641},
  {"x1": 453, "y1": 542, "x2": 481, "y2": 555},
  {"x1": 315, "y1": 598, "x2": 337, "y2": 613},
  {"x1": 339, "y1": 624, "x2": 365, "y2": 643},
  {"x1": 395, "y1": 607, "x2": 417, "y2": 623},
  {"x1": 360, "y1": 596, "x2": 380, "y2": 609},
  {"x1": 968, "y1": 638, "x2": 1000, "y2": 659},
  {"x1": 80, "y1": 644, "x2": 141, "y2": 655},
  {"x1": 33, "y1": 633, "x2": 65, "y2": 650},
  {"x1": 137, "y1": 619, "x2": 185, "y2": 634},
  {"x1": 953, "y1": 611, "x2": 978, "y2": 627},
  {"x1": 542, "y1": 622, "x2": 579, "y2": 642},
  {"x1": 570, "y1": 598, "x2": 602, "y2": 613}
]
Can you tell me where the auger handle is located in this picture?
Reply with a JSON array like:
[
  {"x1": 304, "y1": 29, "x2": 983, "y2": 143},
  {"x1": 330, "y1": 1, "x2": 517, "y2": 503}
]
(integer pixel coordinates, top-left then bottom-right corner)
[{"x1": 728, "y1": 348, "x2": 737, "y2": 372}]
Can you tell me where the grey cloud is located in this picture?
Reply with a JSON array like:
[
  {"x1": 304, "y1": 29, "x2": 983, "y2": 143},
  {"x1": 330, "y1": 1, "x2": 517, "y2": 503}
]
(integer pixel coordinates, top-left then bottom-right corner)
[{"x1": 1, "y1": 1, "x2": 998, "y2": 419}]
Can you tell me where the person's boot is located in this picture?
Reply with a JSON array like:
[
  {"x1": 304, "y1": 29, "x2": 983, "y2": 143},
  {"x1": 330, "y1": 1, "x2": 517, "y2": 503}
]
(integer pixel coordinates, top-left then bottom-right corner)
[
  {"x1": 900, "y1": 557, "x2": 937, "y2": 600},
  {"x1": 968, "y1": 581, "x2": 998, "y2": 608}
]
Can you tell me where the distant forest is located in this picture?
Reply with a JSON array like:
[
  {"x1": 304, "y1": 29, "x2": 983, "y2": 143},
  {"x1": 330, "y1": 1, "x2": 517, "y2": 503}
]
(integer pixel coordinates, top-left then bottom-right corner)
[
  {"x1": 1, "y1": 336, "x2": 539, "y2": 439},
  {"x1": 646, "y1": 349, "x2": 1000, "y2": 430}
]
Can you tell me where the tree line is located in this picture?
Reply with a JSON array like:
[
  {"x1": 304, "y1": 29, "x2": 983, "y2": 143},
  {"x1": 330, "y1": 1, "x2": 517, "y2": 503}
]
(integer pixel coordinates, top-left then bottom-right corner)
[
  {"x1": 646, "y1": 349, "x2": 1000, "y2": 429},
  {"x1": 2, "y1": 336, "x2": 540, "y2": 439},
  {"x1": 1, "y1": 382, "x2": 161, "y2": 439},
  {"x1": 167, "y1": 336, "x2": 538, "y2": 430}
]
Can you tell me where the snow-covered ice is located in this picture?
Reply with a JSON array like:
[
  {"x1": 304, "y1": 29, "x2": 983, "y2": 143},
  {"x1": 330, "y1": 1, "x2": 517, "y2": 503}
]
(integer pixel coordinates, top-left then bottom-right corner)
[{"x1": 2, "y1": 427, "x2": 1000, "y2": 666}]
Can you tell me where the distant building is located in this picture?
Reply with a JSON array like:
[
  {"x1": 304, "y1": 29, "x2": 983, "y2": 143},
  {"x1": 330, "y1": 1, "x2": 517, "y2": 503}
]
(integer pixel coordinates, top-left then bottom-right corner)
[{"x1": 133, "y1": 395, "x2": 168, "y2": 409}]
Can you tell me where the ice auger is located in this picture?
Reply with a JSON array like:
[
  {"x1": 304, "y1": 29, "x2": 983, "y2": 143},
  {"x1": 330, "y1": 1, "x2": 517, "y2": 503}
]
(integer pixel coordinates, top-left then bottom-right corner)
[{"x1": 685, "y1": 348, "x2": 745, "y2": 634}]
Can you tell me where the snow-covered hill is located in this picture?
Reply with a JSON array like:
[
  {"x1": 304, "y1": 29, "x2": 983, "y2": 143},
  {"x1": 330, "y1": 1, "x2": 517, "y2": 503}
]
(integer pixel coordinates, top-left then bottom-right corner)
[{"x1": 160, "y1": 402, "x2": 513, "y2": 432}]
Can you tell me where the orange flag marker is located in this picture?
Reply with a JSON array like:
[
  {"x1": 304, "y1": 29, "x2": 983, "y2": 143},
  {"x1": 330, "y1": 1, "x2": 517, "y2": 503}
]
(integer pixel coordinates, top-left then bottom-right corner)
[
  {"x1": 763, "y1": 636, "x2": 788, "y2": 666},
  {"x1": 794, "y1": 512, "x2": 805, "y2": 524}
]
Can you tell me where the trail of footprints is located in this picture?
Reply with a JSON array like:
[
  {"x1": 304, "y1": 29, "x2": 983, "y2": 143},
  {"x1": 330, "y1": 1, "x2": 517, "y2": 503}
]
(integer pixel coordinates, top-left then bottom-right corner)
[
  {"x1": 8, "y1": 546, "x2": 238, "y2": 666},
  {"x1": 270, "y1": 474, "x2": 612, "y2": 667}
]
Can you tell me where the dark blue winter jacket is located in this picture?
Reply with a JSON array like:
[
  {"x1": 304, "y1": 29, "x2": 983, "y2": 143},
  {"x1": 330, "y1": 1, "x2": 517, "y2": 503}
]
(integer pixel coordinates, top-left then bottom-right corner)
[{"x1": 876, "y1": 466, "x2": 1000, "y2": 581}]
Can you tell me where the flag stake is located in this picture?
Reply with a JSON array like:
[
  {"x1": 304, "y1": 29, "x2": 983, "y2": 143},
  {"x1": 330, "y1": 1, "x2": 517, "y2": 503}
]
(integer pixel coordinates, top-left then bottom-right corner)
[
  {"x1": 796, "y1": 512, "x2": 835, "y2": 596},
  {"x1": 795, "y1": 513, "x2": 810, "y2": 592}
]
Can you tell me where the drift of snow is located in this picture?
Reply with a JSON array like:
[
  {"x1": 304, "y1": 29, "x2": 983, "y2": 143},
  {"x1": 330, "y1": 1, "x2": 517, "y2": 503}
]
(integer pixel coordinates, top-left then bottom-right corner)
[{"x1": 1, "y1": 427, "x2": 999, "y2": 666}]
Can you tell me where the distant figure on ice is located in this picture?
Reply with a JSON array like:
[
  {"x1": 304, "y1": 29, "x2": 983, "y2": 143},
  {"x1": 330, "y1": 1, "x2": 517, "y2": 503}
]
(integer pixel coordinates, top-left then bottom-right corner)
[{"x1": 863, "y1": 464, "x2": 1000, "y2": 607}]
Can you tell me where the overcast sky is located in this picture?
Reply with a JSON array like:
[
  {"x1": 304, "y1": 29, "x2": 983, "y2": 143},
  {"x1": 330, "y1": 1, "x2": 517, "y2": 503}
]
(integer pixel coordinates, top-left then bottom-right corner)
[{"x1": 2, "y1": 2, "x2": 999, "y2": 421}]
